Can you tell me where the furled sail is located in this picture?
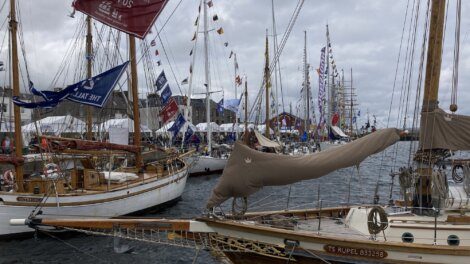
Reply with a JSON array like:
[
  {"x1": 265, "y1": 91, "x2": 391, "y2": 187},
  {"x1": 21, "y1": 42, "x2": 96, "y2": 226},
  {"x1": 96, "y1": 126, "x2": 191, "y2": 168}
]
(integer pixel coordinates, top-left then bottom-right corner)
[
  {"x1": 254, "y1": 130, "x2": 281, "y2": 148},
  {"x1": 207, "y1": 128, "x2": 400, "y2": 208},
  {"x1": 420, "y1": 108, "x2": 470, "y2": 151}
]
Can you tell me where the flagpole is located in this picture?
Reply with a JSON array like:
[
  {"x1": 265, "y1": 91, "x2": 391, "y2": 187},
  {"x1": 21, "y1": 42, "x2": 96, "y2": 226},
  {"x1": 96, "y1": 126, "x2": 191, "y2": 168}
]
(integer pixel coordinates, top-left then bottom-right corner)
[
  {"x1": 203, "y1": 0, "x2": 212, "y2": 153},
  {"x1": 244, "y1": 77, "x2": 249, "y2": 145},
  {"x1": 10, "y1": 0, "x2": 24, "y2": 191},
  {"x1": 129, "y1": 35, "x2": 142, "y2": 168},
  {"x1": 264, "y1": 30, "x2": 270, "y2": 139},
  {"x1": 86, "y1": 16, "x2": 93, "y2": 140}
]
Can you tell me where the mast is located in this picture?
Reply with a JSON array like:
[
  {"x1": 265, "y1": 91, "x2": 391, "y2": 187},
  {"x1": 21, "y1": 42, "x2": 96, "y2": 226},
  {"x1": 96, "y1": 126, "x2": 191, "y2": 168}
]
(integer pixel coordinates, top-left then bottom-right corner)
[
  {"x1": 271, "y1": 0, "x2": 280, "y2": 139},
  {"x1": 9, "y1": 0, "x2": 23, "y2": 191},
  {"x1": 326, "y1": 24, "x2": 331, "y2": 129},
  {"x1": 233, "y1": 53, "x2": 238, "y2": 140},
  {"x1": 203, "y1": 0, "x2": 212, "y2": 153},
  {"x1": 415, "y1": 0, "x2": 446, "y2": 213},
  {"x1": 264, "y1": 30, "x2": 270, "y2": 138},
  {"x1": 243, "y1": 78, "x2": 249, "y2": 145},
  {"x1": 349, "y1": 68, "x2": 353, "y2": 137},
  {"x1": 303, "y1": 31, "x2": 309, "y2": 138},
  {"x1": 85, "y1": 16, "x2": 93, "y2": 140},
  {"x1": 129, "y1": 36, "x2": 142, "y2": 168}
]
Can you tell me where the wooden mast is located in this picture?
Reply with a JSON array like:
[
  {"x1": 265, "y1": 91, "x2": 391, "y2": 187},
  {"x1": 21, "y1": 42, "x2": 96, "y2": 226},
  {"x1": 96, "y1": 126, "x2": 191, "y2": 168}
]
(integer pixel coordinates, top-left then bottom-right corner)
[
  {"x1": 415, "y1": 0, "x2": 446, "y2": 213},
  {"x1": 85, "y1": 16, "x2": 93, "y2": 140},
  {"x1": 10, "y1": 0, "x2": 23, "y2": 191},
  {"x1": 243, "y1": 77, "x2": 249, "y2": 145},
  {"x1": 129, "y1": 36, "x2": 142, "y2": 168},
  {"x1": 264, "y1": 30, "x2": 270, "y2": 138}
]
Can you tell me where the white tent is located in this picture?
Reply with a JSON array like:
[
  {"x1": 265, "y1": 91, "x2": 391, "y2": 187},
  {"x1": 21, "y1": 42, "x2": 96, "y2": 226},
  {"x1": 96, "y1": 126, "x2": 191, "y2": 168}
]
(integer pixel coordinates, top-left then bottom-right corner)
[
  {"x1": 256, "y1": 124, "x2": 274, "y2": 135},
  {"x1": 22, "y1": 115, "x2": 86, "y2": 135},
  {"x1": 196, "y1": 122, "x2": 220, "y2": 132},
  {"x1": 156, "y1": 121, "x2": 198, "y2": 134},
  {"x1": 238, "y1": 123, "x2": 255, "y2": 131},
  {"x1": 0, "y1": 121, "x2": 14, "y2": 132},
  {"x1": 220, "y1": 123, "x2": 242, "y2": 133},
  {"x1": 96, "y1": 118, "x2": 152, "y2": 133}
]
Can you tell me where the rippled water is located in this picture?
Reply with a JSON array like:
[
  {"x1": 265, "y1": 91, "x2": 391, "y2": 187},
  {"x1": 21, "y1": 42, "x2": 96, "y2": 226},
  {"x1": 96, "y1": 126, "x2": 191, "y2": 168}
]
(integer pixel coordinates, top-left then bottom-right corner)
[{"x1": 0, "y1": 142, "x2": 414, "y2": 263}]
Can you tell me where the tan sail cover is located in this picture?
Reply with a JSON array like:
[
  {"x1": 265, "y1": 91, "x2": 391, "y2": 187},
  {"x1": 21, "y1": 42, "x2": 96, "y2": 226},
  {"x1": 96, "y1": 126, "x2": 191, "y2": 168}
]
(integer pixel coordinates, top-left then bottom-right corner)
[
  {"x1": 420, "y1": 108, "x2": 470, "y2": 150},
  {"x1": 207, "y1": 128, "x2": 400, "y2": 208},
  {"x1": 254, "y1": 130, "x2": 281, "y2": 148}
]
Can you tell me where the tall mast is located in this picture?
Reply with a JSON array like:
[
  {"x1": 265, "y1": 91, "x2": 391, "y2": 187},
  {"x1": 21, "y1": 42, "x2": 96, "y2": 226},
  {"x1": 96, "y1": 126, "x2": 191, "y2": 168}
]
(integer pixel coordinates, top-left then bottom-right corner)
[
  {"x1": 326, "y1": 25, "x2": 331, "y2": 128},
  {"x1": 271, "y1": 0, "x2": 280, "y2": 139},
  {"x1": 243, "y1": 77, "x2": 249, "y2": 145},
  {"x1": 85, "y1": 16, "x2": 93, "y2": 140},
  {"x1": 233, "y1": 53, "x2": 238, "y2": 140},
  {"x1": 264, "y1": 30, "x2": 271, "y2": 138},
  {"x1": 349, "y1": 68, "x2": 353, "y2": 137},
  {"x1": 9, "y1": 0, "x2": 23, "y2": 191},
  {"x1": 129, "y1": 36, "x2": 142, "y2": 168},
  {"x1": 303, "y1": 31, "x2": 309, "y2": 138},
  {"x1": 415, "y1": 0, "x2": 446, "y2": 213},
  {"x1": 203, "y1": 0, "x2": 212, "y2": 153}
]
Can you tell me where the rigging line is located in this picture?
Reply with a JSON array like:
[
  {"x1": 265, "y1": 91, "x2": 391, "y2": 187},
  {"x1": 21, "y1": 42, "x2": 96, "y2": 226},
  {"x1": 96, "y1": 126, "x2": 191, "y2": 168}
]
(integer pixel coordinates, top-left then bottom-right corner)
[
  {"x1": 156, "y1": 33, "x2": 183, "y2": 96},
  {"x1": 136, "y1": 0, "x2": 183, "y2": 65}
]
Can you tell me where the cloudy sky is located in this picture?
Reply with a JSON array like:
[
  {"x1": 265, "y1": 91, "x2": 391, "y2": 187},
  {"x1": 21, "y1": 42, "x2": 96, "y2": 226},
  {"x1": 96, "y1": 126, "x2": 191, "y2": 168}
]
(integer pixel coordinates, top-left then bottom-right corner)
[{"x1": 3, "y1": 0, "x2": 470, "y2": 128}]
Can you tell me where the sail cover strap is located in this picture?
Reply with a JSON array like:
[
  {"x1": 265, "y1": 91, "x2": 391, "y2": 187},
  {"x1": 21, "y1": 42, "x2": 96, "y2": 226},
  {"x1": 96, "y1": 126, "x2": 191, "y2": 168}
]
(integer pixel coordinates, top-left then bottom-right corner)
[{"x1": 207, "y1": 128, "x2": 400, "y2": 208}]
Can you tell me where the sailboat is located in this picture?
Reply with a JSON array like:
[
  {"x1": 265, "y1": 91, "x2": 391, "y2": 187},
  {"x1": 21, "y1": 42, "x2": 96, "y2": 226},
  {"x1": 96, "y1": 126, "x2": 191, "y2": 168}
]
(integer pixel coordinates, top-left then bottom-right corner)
[
  {"x1": 186, "y1": 0, "x2": 230, "y2": 177},
  {"x1": 10, "y1": 0, "x2": 470, "y2": 263},
  {"x1": 0, "y1": 0, "x2": 188, "y2": 237}
]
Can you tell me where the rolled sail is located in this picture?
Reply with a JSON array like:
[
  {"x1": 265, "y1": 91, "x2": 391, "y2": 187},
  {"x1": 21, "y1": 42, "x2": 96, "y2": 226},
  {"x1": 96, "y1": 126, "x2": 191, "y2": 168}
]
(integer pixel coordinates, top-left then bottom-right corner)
[
  {"x1": 420, "y1": 108, "x2": 470, "y2": 150},
  {"x1": 207, "y1": 128, "x2": 400, "y2": 208}
]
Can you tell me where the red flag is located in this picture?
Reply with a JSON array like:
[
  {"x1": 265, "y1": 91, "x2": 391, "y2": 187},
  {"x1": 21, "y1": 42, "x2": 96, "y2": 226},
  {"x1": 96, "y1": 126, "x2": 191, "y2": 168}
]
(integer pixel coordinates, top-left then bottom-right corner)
[
  {"x1": 72, "y1": 0, "x2": 168, "y2": 39},
  {"x1": 155, "y1": 49, "x2": 159, "y2": 56},
  {"x1": 159, "y1": 98, "x2": 178, "y2": 123},
  {"x1": 332, "y1": 113, "x2": 339, "y2": 126}
]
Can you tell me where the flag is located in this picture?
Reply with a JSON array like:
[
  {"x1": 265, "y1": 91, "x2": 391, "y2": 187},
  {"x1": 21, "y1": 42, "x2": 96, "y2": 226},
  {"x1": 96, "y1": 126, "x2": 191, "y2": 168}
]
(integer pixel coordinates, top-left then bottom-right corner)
[
  {"x1": 235, "y1": 75, "x2": 242, "y2": 86},
  {"x1": 157, "y1": 60, "x2": 161, "y2": 66},
  {"x1": 14, "y1": 62, "x2": 129, "y2": 108},
  {"x1": 160, "y1": 85, "x2": 172, "y2": 105},
  {"x1": 168, "y1": 113, "x2": 185, "y2": 137},
  {"x1": 159, "y1": 98, "x2": 178, "y2": 123},
  {"x1": 155, "y1": 71, "x2": 167, "y2": 91},
  {"x1": 224, "y1": 98, "x2": 241, "y2": 113},
  {"x1": 217, "y1": 99, "x2": 224, "y2": 113},
  {"x1": 213, "y1": 14, "x2": 218, "y2": 21},
  {"x1": 365, "y1": 120, "x2": 370, "y2": 129},
  {"x1": 184, "y1": 126, "x2": 194, "y2": 143},
  {"x1": 194, "y1": 16, "x2": 199, "y2": 26},
  {"x1": 150, "y1": 40, "x2": 156, "y2": 46},
  {"x1": 229, "y1": 51, "x2": 233, "y2": 59},
  {"x1": 216, "y1": 27, "x2": 224, "y2": 35},
  {"x1": 189, "y1": 49, "x2": 193, "y2": 56},
  {"x1": 224, "y1": 42, "x2": 228, "y2": 47},
  {"x1": 352, "y1": 116, "x2": 357, "y2": 123},
  {"x1": 331, "y1": 113, "x2": 339, "y2": 126},
  {"x1": 181, "y1": 78, "x2": 189, "y2": 85},
  {"x1": 72, "y1": 0, "x2": 168, "y2": 39},
  {"x1": 191, "y1": 32, "x2": 196, "y2": 41},
  {"x1": 207, "y1": 0, "x2": 213, "y2": 8},
  {"x1": 357, "y1": 110, "x2": 361, "y2": 116},
  {"x1": 155, "y1": 49, "x2": 159, "y2": 56}
]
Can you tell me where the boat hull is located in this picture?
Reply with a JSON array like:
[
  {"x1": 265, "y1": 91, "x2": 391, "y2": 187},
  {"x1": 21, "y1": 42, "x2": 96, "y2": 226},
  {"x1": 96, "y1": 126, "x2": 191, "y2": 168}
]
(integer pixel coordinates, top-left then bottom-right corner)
[
  {"x1": 0, "y1": 169, "x2": 188, "y2": 237},
  {"x1": 187, "y1": 155, "x2": 227, "y2": 176}
]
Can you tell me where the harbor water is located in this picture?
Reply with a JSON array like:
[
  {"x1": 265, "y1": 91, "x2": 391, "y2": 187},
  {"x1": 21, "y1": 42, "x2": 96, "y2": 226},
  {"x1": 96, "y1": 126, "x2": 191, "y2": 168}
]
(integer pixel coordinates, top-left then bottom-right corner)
[{"x1": 0, "y1": 141, "x2": 413, "y2": 263}]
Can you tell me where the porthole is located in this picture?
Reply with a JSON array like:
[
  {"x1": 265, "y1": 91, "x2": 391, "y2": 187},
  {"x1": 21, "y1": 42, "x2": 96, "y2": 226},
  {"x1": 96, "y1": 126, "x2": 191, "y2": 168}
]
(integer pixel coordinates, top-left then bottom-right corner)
[
  {"x1": 447, "y1": 235, "x2": 460, "y2": 246},
  {"x1": 402, "y1": 232, "x2": 414, "y2": 243}
]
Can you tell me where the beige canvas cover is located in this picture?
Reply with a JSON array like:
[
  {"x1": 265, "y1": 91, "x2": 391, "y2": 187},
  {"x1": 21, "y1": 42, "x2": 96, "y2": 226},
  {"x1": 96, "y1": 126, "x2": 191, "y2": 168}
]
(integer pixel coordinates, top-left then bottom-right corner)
[
  {"x1": 207, "y1": 128, "x2": 400, "y2": 208},
  {"x1": 420, "y1": 108, "x2": 470, "y2": 151},
  {"x1": 254, "y1": 130, "x2": 281, "y2": 148}
]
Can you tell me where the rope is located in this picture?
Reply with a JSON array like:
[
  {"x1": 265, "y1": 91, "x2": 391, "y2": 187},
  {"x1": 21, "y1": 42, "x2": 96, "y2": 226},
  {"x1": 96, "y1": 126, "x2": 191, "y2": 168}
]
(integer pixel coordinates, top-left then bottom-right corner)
[{"x1": 367, "y1": 206, "x2": 388, "y2": 235}]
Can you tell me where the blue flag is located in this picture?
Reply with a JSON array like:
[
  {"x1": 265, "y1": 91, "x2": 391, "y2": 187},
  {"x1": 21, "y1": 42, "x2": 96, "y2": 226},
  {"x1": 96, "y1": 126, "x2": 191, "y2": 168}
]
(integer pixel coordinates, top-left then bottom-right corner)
[
  {"x1": 217, "y1": 99, "x2": 224, "y2": 113},
  {"x1": 184, "y1": 126, "x2": 194, "y2": 143},
  {"x1": 14, "y1": 62, "x2": 129, "y2": 108},
  {"x1": 224, "y1": 98, "x2": 241, "y2": 112},
  {"x1": 160, "y1": 85, "x2": 172, "y2": 105},
  {"x1": 168, "y1": 113, "x2": 185, "y2": 137},
  {"x1": 155, "y1": 71, "x2": 167, "y2": 91}
]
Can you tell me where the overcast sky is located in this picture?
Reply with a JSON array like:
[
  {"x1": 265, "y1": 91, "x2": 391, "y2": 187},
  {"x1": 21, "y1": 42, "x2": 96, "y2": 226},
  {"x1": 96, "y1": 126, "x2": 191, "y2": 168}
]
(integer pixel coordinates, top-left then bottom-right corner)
[{"x1": 2, "y1": 0, "x2": 470, "y2": 128}]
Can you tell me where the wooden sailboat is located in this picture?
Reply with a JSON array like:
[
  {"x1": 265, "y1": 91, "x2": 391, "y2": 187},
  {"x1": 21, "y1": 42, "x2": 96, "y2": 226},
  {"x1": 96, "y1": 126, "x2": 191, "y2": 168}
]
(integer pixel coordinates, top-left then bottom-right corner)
[
  {"x1": 0, "y1": 0, "x2": 188, "y2": 237},
  {"x1": 10, "y1": 1, "x2": 470, "y2": 263}
]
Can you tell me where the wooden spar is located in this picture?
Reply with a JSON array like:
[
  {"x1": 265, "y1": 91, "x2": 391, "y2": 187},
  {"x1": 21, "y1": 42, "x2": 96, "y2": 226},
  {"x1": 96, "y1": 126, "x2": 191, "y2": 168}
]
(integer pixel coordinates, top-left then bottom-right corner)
[
  {"x1": 264, "y1": 30, "x2": 270, "y2": 138},
  {"x1": 10, "y1": 0, "x2": 24, "y2": 192},
  {"x1": 129, "y1": 36, "x2": 142, "y2": 168},
  {"x1": 349, "y1": 68, "x2": 353, "y2": 137},
  {"x1": 422, "y1": 0, "x2": 445, "y2": 112},
  {"x1": 86, "y1": 16, "x2": 93, "y2": 140},
  {"x1": 244, "y1": 77, "x2": 249, "y2": 145},
  {"x1": 35, "y1": 218, "x2": 191, "y2": 231}
]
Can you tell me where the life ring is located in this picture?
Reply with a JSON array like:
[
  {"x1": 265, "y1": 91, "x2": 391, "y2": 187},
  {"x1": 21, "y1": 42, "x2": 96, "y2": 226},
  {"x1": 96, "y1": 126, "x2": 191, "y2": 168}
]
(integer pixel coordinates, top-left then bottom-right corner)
[
  {"x1": 2, "y1": 170, "x2": 14, "y2": 185},
  {"x1": 43, "y1": 163, "x2": 60, "y2": 179}
]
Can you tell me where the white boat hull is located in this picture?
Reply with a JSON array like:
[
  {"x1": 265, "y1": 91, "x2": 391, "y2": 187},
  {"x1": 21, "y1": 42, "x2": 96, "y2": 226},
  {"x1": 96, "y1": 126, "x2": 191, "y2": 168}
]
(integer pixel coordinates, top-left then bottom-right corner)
[
  {"x1": 0, "y1": 169, "x2": 188, "y2": 236},
  {"x1": 187, "y1": 155, "x2": 227, "y2": 176}
]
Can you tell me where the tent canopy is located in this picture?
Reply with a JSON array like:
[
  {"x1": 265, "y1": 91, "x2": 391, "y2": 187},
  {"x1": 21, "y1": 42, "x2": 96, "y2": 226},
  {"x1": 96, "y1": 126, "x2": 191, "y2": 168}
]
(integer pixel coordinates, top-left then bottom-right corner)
[
  {"x1": 220, "y1": 123, "x2": 242, "y2": 133},
  {"x1": 196, "y1": 122, "x2": 220, "y2": 132},
  {"x1": 22, "y1": 115, "x2": 86, "y2": 134},
  {"x1": 96, "y1": 118, "x2": 152, "y2": 133}
]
